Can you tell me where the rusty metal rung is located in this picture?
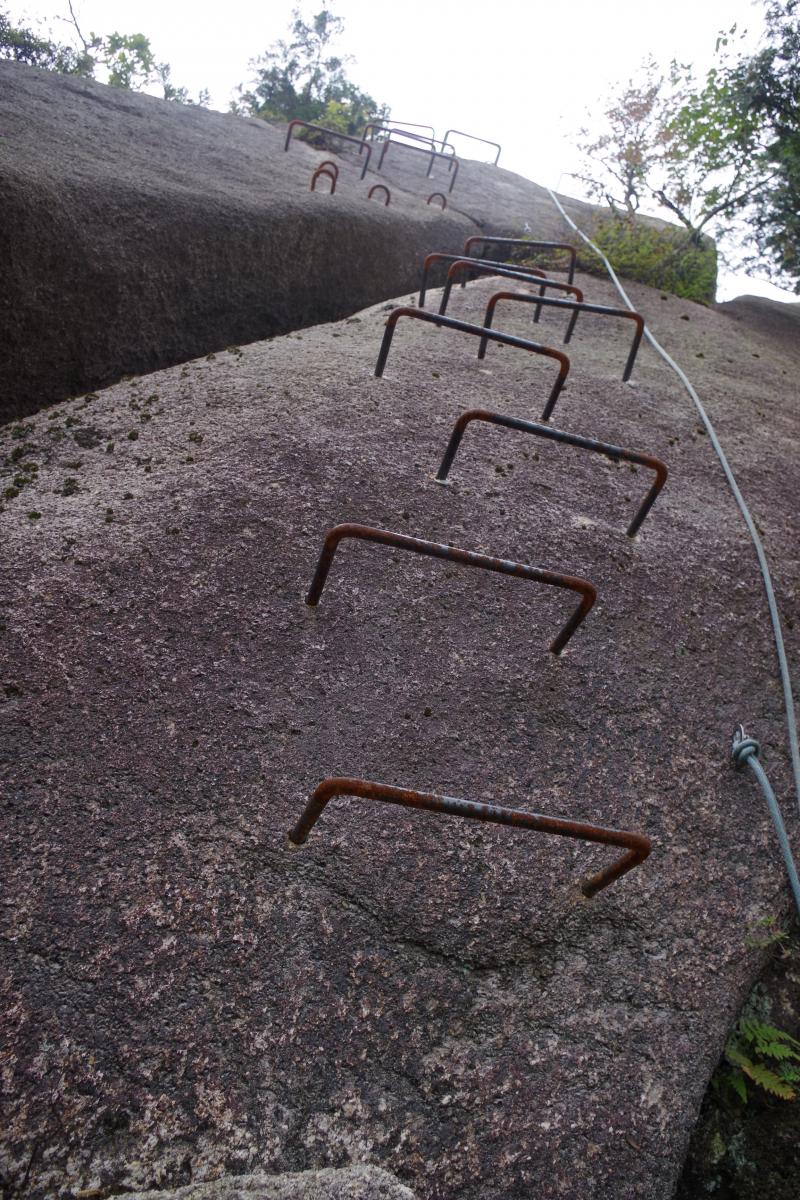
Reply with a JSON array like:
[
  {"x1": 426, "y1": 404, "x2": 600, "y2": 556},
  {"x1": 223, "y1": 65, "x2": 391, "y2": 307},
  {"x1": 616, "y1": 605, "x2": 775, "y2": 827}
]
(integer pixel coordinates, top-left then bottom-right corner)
[
  {"x1": 435, "y1": 409, "x2": 669, "y2": 538},
  {"x1": 361, "y1": 120, "x2": 439, "y2": 148},
  {"x1": 464, "y1": 237, "x2": 577, "y2": 283},
  {"x1": 418, "y1": 253, "x2": 549, "y2": 309},
  {"x1": 374, "y1": 306, "x2": 570, "y2": 423},
  {"x1": 310, "y1": 164, "x2": 337, "y2": 194},
  {"x1": 368, "y1": 184, "x2": 391, "y2": 206},
  {"x1": 305, "y1": 522, "x2": 596, "y2": 655},
  {"x1": 287, "y1": 777, "x2": 651, "y2": 898},
  {"x1": 427, "y1": 192, "x2": 448, "y2": 210},
  {"x1": 439, "y1": 261, "x2": 583, "y2": 324},
  {"x1": 284, "y1": 120, "x2": 372, "y2": 180},
  {"x1": 377, "y1": 138, "x2": 460, "y2": 191},
  {"x1": 480, "y1": 291, "x2": 645, "y2": 382}
]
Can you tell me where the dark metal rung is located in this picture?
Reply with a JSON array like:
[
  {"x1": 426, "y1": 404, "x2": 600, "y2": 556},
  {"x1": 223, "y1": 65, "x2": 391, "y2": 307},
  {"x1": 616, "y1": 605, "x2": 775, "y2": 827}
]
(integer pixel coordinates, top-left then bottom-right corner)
[
  {"x1": 287, "y1": 777, "x2": 651, "y2": 898},
  {"x1": 368, "y1": 184, "x2": 391, "y2": 206},
  {"x1": 435, "y1": 409, "x2": 668, "y2": 537},
  {"x1": 377, "y1": 137, "x2": 460, "y2": 191},
  {"x1": 439, "y1": 262, "x2": 583, "y2": 328},
  {"x1": 418, "y1": 252, "x2": 548, "y2": 309},
  {"x1": 374, "y1": 306, "x2": 570, "y2": 422},
  {"x1": 464, "y1": 237, "x2": 577, "y2": 283},
  {"x1": 284, "y1": 120, "x2": 372, "y2": 180},
  {"x1": 480, "y1": 291, "x2": 646, "y2": 382}
]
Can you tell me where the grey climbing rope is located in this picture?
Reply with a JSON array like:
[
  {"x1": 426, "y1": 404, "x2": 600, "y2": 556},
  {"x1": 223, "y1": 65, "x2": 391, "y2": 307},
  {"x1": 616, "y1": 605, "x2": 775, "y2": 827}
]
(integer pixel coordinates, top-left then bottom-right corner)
[
  {"x1": 732, "y1": 727, "x2": 800, "y2": 913},
  {"x1": 545, "y1": 186, "x2": 800, "y2": 917}
]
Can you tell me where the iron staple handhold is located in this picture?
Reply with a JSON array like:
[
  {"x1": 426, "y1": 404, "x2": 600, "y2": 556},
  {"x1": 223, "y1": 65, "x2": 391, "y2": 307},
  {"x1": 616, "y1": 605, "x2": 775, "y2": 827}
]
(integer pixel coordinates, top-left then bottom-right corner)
[
  {"x1": 284, "y1": 120, "x2": 372, "y2": 180},
  {"x1": 441, "y1": 129, "x2": 502, "y2": 166},
  {"x1": 368, "y1": 184, "x2": 391, "y2": 206},
  {"x1": 435, "y1": 409, "x2": 668, "y2": 537},
  {"x1": 418, "y1": 252, "x2": 550, "y2": 308},
  {"x1": 377, "y1": 137, "x2": 460, "y2": 191},
  {"x1": 479, "y1": 291, "x2": 646, "y2": 382},
  {"x1": 464, "y1": 236, "x2": 577, "y2": 283},
  {"x1": 310, "y1": 165, "x2": 337, "y2": 194},
  {"x1": 304, "y1": 522, "x2": 596, "y2": 655},
  {"x1": 373, "y1": 306, "x2": 570, "y2": 423},
  {"x1": 439, "y1": 262, "x2": 584, "y2": 327},
  {"x1": 287, "y1": 777, "x2": 651, "y2": 898}
]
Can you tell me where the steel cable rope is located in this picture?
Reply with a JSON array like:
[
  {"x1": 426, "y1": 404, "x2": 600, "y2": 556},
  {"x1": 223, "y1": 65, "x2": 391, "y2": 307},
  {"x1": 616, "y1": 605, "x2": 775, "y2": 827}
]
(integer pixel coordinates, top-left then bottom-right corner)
[{"x1": 546, "y1": 186, "x2": 800, "y2": 916}]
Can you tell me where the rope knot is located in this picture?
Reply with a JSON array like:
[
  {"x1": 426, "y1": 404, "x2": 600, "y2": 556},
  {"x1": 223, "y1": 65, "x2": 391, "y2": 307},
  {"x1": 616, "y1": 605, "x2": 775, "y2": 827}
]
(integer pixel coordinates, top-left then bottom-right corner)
[{"x1": 732, "y1": 724, "x2": 760, "y2": 768}]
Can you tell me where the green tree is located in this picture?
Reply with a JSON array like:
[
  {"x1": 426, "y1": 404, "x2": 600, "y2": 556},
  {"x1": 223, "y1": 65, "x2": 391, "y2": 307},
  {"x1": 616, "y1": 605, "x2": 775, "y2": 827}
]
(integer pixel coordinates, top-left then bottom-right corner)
[
  {"x1": 576, "y1": 3, "x2": 800, "y2": 292},
  {"x1": 0, "y1": 6, "x2": 91, "y2": 73},
  {"x1": 235, "y1": 5, "x2": 387, "y2": 135},
  {"x1": 731, "y1": 1, "x2": 800, "y2": 288},
  {"x1": 0, "y1": 4, "x2": 207, "y2": 105},
  {"x1": 577, "y1": 50, "x2": 771, "y2": 247}
]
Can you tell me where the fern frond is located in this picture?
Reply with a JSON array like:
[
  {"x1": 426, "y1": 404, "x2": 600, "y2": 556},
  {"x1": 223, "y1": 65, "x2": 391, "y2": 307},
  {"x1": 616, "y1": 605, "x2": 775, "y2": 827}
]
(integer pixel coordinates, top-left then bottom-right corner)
[
  {"x1": 760, "y1": 1041, "x2": 800, "y2": 1062},
  {"x1": 740, "y1": 1061, "x2": 796, "y2": 1100},
  {"x1": 725, "y1": 1044, "x2": 751, "y2": 1069},
  {"x1": 743, "y1": 1020, "x2": 800, "y2": 1052}
]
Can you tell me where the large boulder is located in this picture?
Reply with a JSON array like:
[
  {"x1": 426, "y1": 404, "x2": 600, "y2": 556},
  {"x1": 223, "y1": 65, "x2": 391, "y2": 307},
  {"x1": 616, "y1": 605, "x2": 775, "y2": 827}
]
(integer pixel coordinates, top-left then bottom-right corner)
[
  {"x1": 2, "y1": 263, "x2": 798, "y2": 1198},
  {"x1": 0, "y1": 63, "x2": 476, "y2": 422}
]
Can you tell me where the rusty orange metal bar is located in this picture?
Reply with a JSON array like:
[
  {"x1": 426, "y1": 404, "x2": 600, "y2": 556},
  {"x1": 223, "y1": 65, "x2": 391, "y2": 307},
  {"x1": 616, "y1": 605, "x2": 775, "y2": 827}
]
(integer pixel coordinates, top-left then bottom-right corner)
[
  {"x1": 374, "y1": 306, "x2": 570, "y2": 422},
  {"x1": 435, "y1": 409, "x2": 668, "y2": 537},
  {"x1": 305, "y1": 522, "x2": 596, "y2": 655},
  {"x1": 464, "y1": 236, "x2": 577, "y2": 283},
  {"x1": 418, "y1": 252, "x2": 548, "y2": 308},
  {"x1": 287, "y1": 777, "x2": 651, "y2": 898},
  {"x1": 368, "y1": 184, "x2": 391, "y2": 206},
  {"x1": 481, "y1": 291, "x2": 646, "y2": 382},
  {"x1": 440, "y1": 262, "x2": 583, "y2": 319}
]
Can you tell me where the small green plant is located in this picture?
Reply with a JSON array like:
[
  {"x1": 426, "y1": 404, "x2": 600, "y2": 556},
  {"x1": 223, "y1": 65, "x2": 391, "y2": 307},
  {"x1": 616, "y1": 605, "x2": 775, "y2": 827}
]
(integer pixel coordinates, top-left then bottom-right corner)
[
  {"x1": 745, "y1": 915, "x2": 790, "y2": 950},
  {"x1": 720, "y1": 1017, "x2": 800, "y2": 1103},
  {"x1": 579, "y1": 213, "x2": 717, "y2": 303}
]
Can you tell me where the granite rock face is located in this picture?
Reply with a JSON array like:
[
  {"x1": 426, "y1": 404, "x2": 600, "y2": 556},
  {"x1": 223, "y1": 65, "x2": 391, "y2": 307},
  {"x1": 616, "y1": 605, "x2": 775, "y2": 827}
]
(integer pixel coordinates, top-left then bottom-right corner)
[
  {"x1": 0, "y1": 63, "x2": 476, "y2": 422},
  {"x1": 124, "y1": 1165, "x2": 415, "y2": 1200},
  {"x1": 2, "y1": 261, "x2": 799, "y2": 1198},
  {"x1": 0, "y1": 62, "x2": 629, "y2": 425}
]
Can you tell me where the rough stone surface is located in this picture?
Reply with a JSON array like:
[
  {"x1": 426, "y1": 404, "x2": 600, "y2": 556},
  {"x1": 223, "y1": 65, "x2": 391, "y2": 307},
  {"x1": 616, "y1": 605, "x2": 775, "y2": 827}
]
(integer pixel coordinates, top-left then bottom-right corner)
[
  {"x1": 1, "y1": 254, "x2": 799, "y2": 1197},
  {"x1": 0, "y1": 63, "x2": 474, "y2": 422},
  {"x1": 1, "y1": 63, "x2": 624, "y2": 425},
  {"x1": 123, "y1": 1164, "x2": 415, "y2": 1199}
]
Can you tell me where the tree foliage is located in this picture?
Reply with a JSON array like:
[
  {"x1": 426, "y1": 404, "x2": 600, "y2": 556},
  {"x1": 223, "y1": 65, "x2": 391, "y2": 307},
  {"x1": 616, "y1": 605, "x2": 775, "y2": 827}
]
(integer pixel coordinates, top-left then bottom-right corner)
[
  {"x1": 0, "y1": 4, "x2": 207, "y2": 105},
  {"x1": 576, "y1": 2, "x2": 800, "y2": 292},
  {"x1": 732, "y1": 1, "x2": 800, "y2": 287},
  {"x1": 234, "y1": 6, "x2": 387, "y2": 135}
]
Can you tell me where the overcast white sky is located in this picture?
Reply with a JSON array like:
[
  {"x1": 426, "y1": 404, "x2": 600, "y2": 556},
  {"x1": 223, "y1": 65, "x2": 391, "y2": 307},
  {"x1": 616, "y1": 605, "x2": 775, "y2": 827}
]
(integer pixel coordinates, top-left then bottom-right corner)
[{"x1": 16, "y1": 0, "x2": 796, "y2": 302}]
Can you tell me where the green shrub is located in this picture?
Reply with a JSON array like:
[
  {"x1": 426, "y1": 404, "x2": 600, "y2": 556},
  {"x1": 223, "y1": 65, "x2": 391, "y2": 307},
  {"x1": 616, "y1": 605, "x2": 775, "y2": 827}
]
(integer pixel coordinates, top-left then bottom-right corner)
[{"x1": 576, "y1": 213, "x2": 718, "y2": 303}]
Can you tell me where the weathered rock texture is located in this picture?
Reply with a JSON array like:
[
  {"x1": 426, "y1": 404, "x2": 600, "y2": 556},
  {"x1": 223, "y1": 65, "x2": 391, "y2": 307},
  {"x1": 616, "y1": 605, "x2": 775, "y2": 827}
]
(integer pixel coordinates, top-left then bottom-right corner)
[
  {"x1": 1, "y1": 63, "x2": 617, "y2": 423},
  {"x1": 0, "y1": 63, "x2": 474, "y2": 422},
  {"x1": 126, "y1": 1165, "x2": 415, "y2": 1199},
  {"x1": 2, "y1": 259, "x2": 799, "y2": 1199}
]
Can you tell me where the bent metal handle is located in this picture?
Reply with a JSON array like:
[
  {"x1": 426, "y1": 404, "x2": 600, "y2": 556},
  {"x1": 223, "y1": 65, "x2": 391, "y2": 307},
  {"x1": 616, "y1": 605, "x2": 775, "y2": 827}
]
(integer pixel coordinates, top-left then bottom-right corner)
[
  {"x1": 287, "y1": 777, "x2": 651, "y2": 898},
  {"x1": 439, "y1": 261, "x2": 583, "y2": 320},
  {"x1": 464, "y1": 236, "x2": 577, "y2": 283},
  {"x1": 435, "y1": 410, "x2": 668, "y2": 538},
  {"x1": 284, "y1": 120, "x2": 372, "y2": 180},
  {"x1": 374, "y1": 306, "x2": 570, "y2": 422},
  {"x1": 481, "y1": 291, "x2": 645, "y2": 382},
  {"x1": 368, "y1": 184, "x2": 391, "y2": 206},
  {"x1": 418, "y1": 252, "x2": 548, "y2": 308},
  {"x1": 310, "y1": 167, "x2": 337, "y2": 193},
  {"x1": 305, "y1": 523, "x2": 597, "y2": 655}
]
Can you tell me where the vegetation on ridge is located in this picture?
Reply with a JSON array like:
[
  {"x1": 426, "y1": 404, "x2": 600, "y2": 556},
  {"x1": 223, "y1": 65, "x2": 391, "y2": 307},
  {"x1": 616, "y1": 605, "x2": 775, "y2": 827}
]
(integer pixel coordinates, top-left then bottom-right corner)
[{"x1": 576, "y1": 1, "x2": 800, "y2": 293}]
